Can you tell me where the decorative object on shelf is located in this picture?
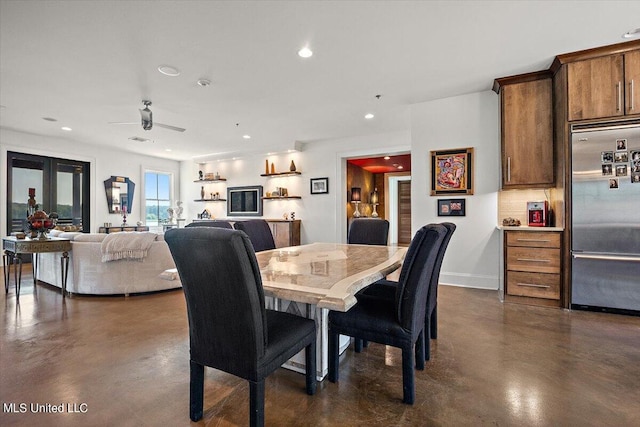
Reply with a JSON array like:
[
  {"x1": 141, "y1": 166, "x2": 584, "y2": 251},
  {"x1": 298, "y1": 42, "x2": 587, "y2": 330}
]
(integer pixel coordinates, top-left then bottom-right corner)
[
  {"x1": 137, "y1": 221, "x2": 143, "y2": 226},
  {"x1": 430, "y1": 147, "x2": 474, "y2": 196},
  {"x1": 310, "y1": 177, "x2": 328, "y2": 194},
  {"x1": 199, "y1": 170, "x2": 203, "y2": 180},
  {"x1": 283, "y1": 212, "x2": 289, "y2": 220},
  {"x1": 502, "y1": 217, "x2": 521, "y2": 226},
  {"x1": 437, "y1": 199, "x2": 466, "y2": 217},
  {"x1": 201, "y1": 186, "x2": 205, "y2": 199},
  {"x1": 167, "y1": 207, "x2": 175, "y2": 224},
  {"x1": 215, "y1": 171, "x2": 220, "y2": 180},
  {"x1": 270, "y1": 162, "x2": 275, "y2": 174},
  {"x1": 27, "y1": 187, "x2": 38, "y2": 217},
  {"x1": 204, "y1": 172, "x2": 215, "y2": 180},
  {"x1": 290, "y1": 160, "x2": 297, "y2": 172},
  {"x1": 265, "y1": 159, "x2": 269, "y2": 175},
  {"x1": 351, "y1": 187, "x2": 362, "y2": 218},
  {"x1": 27, "y1": 210, "x2": 57, "y2": 239},
  {"x1": 176, "y1": 201, "x2": 183, "y2": 219},
  {"x1": 121, "y1": 206, "x2": 128, "y2": 226},
  {"x1": 290, "y1": 212, "x2": 295, "y2": 221},
  {"x1": 370, "y1": 187, "x2": 380, "y2": 218}
]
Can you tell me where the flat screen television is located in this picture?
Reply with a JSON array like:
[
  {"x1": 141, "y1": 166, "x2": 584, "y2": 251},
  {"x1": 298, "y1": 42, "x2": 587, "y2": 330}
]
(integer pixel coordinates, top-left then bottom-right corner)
[{"x1": 227, "y1": 185, "x2": 263, "y2": 216}]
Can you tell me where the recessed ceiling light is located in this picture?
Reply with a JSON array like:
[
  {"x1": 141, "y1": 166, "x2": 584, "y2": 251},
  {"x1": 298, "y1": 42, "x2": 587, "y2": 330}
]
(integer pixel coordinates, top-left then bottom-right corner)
[
  {"x1": 384, "y1": 156, "x2": 390, "y2": 160},
  {"x1": 165, "y1": 149, "x2": 172, "y2": 152},
  {"x1": 364, "y1": 113, "x2": 374, "y2": 119},
  {"x1": 243, "y1": 135, "x2": 251, "y2": 139},
  {"x1": 623, "y1": 28, "x2": 640, "y2": 39},
  {"x1": 197, "y1": 79, "x2": 211, "y2": 87},
  {"x1": 298, "y1": 46, "x2": 313, "y2": 58},
  {"x1": 158, "y1": 65, "x2": 181, "y2": 76},
  {"x1": 61, "y1": 126, "x2": 72, "y2": 131},
  {"x1": 397, "y1": 165, "x2": 404, "y2": 169},
  {"x1": 42, "y1": 117, "x2": 57, "y2": 122}
]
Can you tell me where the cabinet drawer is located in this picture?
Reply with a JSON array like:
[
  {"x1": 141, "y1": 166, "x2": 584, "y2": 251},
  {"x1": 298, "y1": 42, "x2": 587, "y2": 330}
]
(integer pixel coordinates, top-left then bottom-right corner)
[
  {"x1": 507, "y1": 271, "x2": 560, "y2": 300},
  {"x1": 507, "y1": 247, "x2": 560, "y2": 273},
  {"x1": 507, "y1": 231, "x2": 560, "y2": 248}
]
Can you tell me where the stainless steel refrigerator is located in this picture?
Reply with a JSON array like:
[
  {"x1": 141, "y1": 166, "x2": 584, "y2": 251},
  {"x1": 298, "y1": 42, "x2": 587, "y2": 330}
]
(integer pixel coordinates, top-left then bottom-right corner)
[{"x1": 571, "y1": 120, "x2": 640, "y2": 314}]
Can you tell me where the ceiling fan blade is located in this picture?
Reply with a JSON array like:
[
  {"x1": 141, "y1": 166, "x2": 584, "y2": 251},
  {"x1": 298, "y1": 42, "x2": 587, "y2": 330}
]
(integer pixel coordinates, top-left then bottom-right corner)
[
  {"x1": 108, "y1": 122, "x2": 138, "y2": 125},
  {"x1": 154, "y1": 122, "x2": 186, "y2": 132}
]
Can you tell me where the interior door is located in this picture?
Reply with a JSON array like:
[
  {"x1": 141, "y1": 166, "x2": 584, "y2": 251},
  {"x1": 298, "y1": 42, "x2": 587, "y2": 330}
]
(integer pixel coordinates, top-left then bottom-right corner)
[{"x1": 397, "y1": 180, "x2": 412, "y2": 245}]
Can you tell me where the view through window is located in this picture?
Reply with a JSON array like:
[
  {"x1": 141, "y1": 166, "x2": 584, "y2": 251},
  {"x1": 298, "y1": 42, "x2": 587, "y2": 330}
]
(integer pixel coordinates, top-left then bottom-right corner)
[{"x1": 145, "y1": 171, "x2": 171, "y2": 228}]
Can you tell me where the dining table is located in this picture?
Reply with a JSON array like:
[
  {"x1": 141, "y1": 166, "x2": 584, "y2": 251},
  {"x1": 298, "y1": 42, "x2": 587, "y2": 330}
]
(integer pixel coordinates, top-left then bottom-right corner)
[{"x1": 255, "y1": 242, "x2": 408, "y2": 379}]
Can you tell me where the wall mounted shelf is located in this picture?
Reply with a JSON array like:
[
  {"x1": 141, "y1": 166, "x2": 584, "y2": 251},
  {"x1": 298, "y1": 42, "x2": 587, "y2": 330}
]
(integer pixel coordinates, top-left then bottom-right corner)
[
  {"x1": 262, "y1": 196, "x2": 302, "y2": 200},
  {"x1": 194, "y1": 199, "x2": 227, "y2": 202},
  {"x1": 194, "y1": 178, "x2": 227, "y2": 182},
  {"x1": 260, "y1": 171, "x2": 302, "y2": 177}
]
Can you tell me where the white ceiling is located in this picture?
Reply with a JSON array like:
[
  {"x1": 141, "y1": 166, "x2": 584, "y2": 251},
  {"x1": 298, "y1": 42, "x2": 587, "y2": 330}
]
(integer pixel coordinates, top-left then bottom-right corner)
[{"x1": 1, "y1": 1, "x2": 639, "y2": 162}]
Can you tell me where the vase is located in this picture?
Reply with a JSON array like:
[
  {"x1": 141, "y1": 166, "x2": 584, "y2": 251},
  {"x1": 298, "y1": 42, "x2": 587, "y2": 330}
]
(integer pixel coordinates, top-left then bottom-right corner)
[
  {"x1": 201, "y1": 186, "x2": 205, "y2": 199},
  {"x1": 289, "y1": 160, "x2": 296, "y2": 172},
  {"x1": 270, "y1": 163, "x2": 275, "y2": 174},
  {"x1": 265, "y1": 159, "x2": 269, "y2": 174}
]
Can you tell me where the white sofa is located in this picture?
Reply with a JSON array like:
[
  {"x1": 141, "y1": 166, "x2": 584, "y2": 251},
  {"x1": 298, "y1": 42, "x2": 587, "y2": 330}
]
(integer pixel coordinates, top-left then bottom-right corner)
[{"x1": 36, "y1": 230, "x2": 181, "y2": 295}]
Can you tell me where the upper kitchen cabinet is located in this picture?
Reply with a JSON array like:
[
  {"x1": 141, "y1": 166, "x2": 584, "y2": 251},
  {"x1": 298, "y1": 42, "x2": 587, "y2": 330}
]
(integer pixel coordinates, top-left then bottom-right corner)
[
  {"x1": 494, "y1": 72, "x2": 554, "y2": 188},
  {"x1": 553, "y1": 41, "x2": 640, "y2": 121}
]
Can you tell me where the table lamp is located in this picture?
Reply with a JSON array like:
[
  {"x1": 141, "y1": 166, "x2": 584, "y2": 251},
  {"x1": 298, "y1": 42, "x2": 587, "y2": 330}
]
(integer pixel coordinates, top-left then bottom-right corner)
[
  {"x1": 370, "y1": 188, "x2": 379, "y2": 218},
  {"x1": 351, "y1": 187, "x2": 362, "y2": 218}
]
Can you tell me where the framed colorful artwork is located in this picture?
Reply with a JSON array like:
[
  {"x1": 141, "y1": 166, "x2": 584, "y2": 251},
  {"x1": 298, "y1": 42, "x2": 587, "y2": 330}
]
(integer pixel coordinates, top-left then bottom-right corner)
[{"x1": 430, "y1": 147, "x2": 474, "y2": 196}]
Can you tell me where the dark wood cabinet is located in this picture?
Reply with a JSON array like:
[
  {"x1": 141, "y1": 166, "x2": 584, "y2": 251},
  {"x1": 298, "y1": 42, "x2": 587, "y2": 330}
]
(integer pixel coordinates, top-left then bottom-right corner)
[
  {"x1": 566, "y1": 49, "x2": 640, "y2": 121},
  {"x1": 495, "y1": 73, "x2": 554, "y2": 188},
  {"x1": 98, "y1": 225, "x2": 149, "y2": 233},
  {"x1": 266, "y1": 219, "x2": 300, "y2": 248},
  {"x1": 504, "y1": 230, "x2": 562, "y2": 307}
]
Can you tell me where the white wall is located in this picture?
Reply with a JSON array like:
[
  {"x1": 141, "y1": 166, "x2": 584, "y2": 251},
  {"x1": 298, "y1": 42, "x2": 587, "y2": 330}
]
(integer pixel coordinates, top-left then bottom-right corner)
[
  {"x1": 410, "y1": 91, "x2": 500, "y2": 289},
  {"x1": 0, "y1": 128, "x2": 180, "y2": 237}
]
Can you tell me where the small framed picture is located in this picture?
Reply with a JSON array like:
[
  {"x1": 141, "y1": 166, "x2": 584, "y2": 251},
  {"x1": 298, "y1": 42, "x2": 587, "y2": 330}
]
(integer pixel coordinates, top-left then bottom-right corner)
[
  {"x1": 602, "y1": 164, "x2": 613, "y2": 176},
  {"x1": 310, "y1": 177, "x2": 329, "y2": 194},
  {"x1": 631, "y1": 150, "x2": 640, "y2": 161},
  {"x1": 631, "y1": 173, "x2": 640, "y2": 183},
  {"x1": 614, "y1": 151, "x2": 628, "y2": 163},
  {"x1": 616, "y1": 139, "x2": 627, "y2": 151},
  {"x1": 601, "y1": 151, "x2": 614, "y2": 163},
  {"x1": 438, "y1": 198, "x2": 465, "y2": 216},
  {"x1": 609, "y1": 178, "x2": 619, "y2": 189},
  {"x1": 616, "y1": 165, "x2": 628, "y2": 177}
]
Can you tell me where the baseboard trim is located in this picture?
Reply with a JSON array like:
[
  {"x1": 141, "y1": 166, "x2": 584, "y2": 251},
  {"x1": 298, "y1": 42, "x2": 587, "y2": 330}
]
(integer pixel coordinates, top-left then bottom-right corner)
[{"x1": 439, "y1": 272, "x2": 498, "y2": 290}]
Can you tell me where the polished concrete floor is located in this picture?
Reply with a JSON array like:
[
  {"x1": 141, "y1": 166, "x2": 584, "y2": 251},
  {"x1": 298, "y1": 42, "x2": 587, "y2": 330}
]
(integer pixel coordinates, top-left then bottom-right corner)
[{"x1": 2, "y1": 272, "x2": 640, "y2": 426}]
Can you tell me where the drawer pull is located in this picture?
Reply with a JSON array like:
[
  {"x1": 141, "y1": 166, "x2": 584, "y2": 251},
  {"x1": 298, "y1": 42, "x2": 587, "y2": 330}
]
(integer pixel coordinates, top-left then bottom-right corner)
[
  {"x1": 516, "y1": 282, "x2": 551, "y2": 289},
  {"x1": 516, "y1": 238, "x2": 551, "y2": 243},
  {"x1": 516, "y1": 258, "x2": 551, "y2": 263}
]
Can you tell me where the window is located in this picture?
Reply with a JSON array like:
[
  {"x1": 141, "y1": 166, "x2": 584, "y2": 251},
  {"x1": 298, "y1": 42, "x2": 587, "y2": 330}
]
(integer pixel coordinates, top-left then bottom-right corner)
[
  {"x1": 145, "y1": 171, "x2": 172, "y2": 227},
  {"x1": 7, "y1": 152, "x2": 90, "y2": 233}
]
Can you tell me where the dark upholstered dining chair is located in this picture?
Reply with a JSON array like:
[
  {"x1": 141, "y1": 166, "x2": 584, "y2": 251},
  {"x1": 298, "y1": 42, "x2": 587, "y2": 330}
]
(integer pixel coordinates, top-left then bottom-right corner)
[
  {"x1": 348, "y1": 218, "x2": 390, "y2": 245},
  {"x1": 355, "y1": 222, "x2": 455, "y2": 361},
  {"x1": 328, "y1": 224, "x2": 447, "y2": 404},
  {"x1": 184, "y1": 220, "x2": 233, "y2": 229},
  {"x1": 233, "y1": 219, "x2": 276, "y2": 252},
  {"x1": 164, "y1": 227, "x2": 316, "y2": 426}
]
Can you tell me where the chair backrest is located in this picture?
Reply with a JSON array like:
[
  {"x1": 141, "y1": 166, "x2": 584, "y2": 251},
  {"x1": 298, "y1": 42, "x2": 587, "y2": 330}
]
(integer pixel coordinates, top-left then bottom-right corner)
[
  {"x1": 426, "y1": 222, "x2": 456, "y2": 313},
  {"x1": 348, "y1": 218, "x2": 390, "y2": 245},
  {"x1": 394, "y1": 224, "x2": 447, "y2": 333},
  {"x1": 185, "y1": 220, "x2": 233, "y2": 229},
  {"x1": 164, "y1": 227, "x2": 268, "y2": 378},
  {"x1": 233, "y1": 220, "x2": 276, "y2": 252}
]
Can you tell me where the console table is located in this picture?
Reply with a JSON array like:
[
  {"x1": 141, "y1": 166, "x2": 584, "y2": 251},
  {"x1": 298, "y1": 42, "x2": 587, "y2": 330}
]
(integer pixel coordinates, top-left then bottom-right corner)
[
  {"x1": 2, "y1": 236, "x2": 72, "y2": 302},
  {"x1": 98, "y1": 225, "x2": 149, "y2": 233}
]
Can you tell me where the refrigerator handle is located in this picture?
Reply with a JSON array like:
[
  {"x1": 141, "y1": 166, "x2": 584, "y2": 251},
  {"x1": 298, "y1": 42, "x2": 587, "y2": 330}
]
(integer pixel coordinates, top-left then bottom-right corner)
[{"x1": 573, "y1": 253, "x2": 640, "y2": 262}]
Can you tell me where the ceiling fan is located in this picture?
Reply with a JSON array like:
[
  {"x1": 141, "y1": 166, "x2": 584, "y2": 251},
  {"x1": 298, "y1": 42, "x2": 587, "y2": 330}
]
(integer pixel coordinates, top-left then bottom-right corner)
[{"x1": 109, "y1": 100, "x2": 186, "y2": 132}]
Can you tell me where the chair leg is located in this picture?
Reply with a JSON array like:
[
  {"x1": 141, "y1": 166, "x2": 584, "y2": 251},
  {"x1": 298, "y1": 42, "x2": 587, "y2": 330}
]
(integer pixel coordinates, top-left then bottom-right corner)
[
  {"x1": 415, "y1": 330, "x2": 425, "y2": 370},
  {"x1": 328, "y1": 329, "x2": 339, "y2": 383},
  {"x1": 305, "y1": 339, "x2": 317, "y2": 395},
  {"x1": 354, "y1": 338, "x2": 363, "y2": 353},
  {"x1": 401, "y1": 347, "x2": 415, "y2": 404},
  {"x1": 190, "y1": 361, "x2": 204, "y2": 422},
  {"x1": 430, "y1": 306, "x2": 438, "y2": 339},
  {"x1": 250, "y1": 380, "x2": 265, "y2": 427}
]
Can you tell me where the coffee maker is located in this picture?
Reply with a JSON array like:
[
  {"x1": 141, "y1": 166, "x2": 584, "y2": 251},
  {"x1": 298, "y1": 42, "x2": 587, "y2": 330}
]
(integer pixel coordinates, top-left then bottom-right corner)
[{"x1": 527, "y1": 201, "x2": 549, "y2": 227}]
